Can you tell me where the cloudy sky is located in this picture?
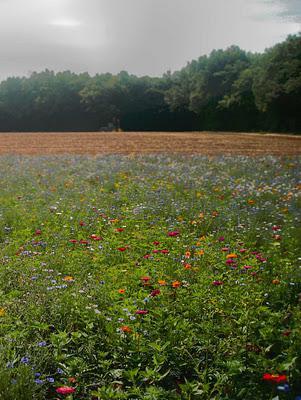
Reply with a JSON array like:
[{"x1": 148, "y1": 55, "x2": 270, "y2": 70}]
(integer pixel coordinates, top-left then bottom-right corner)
[{"x1": 0, "y1": 0, "x2": 300, "y2": 80}]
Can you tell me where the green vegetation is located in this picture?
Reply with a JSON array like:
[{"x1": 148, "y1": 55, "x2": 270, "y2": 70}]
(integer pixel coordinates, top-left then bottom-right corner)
[
  {"x1": 0, "y1": 155, "x2": 300, "y2": 399},
  {"x1": 0, "y1": 34, "x2": 300, "y2": 132}
]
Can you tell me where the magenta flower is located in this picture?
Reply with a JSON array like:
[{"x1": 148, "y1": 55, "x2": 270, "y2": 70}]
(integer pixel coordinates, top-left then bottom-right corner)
[{"x1": 212, "y1": 280, "x2": 223, "y2": 286}]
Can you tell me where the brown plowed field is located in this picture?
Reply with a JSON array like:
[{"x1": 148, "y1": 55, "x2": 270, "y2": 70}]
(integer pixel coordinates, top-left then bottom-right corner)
[{"x1": 0, "y1": 131, "x2": 300, "y2": 156}]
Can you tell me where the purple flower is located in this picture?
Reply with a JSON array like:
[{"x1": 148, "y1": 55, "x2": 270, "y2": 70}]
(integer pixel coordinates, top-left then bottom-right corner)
[
  {"x1": 21, "y1": 357, "x2": 30, "y2": 364},
  {"x1": 34, "y1": 379, "x2": 44, "y2": 384},
  {"x1": 38, "y1": 341, "x2": 47, "y2": 347},
  {"x1": 46, "y1": 377, "x2": 55, "y2": 383}
]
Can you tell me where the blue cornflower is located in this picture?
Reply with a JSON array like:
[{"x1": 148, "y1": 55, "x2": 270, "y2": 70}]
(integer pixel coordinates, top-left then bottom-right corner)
[
  {"x1": 277, "y1": 384, "x2": 290, "y2": 393},
  {"x1": 34, "y1": 379, "x2": 44, "y2": 384},
  {"x1": 38, "y1": 341, "x2": 47, "y2": 347},
  {"x1": 57, "y1": 368, "x2": 64, "y2": 374},
  {"x1": 20, "y1": 357, "x2": 30, "y2": 364},
  {"x1": 46, "y1": 377, "x2": 55, "y2": 383}
]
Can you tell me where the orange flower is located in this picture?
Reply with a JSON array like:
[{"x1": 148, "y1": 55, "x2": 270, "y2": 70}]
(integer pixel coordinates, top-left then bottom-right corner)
[
  {"x1": 197, "y1": 250, "x2": 204, "y2": 256},
  {"x1": 158, "y1": 280, "x2": 167, "y2": 286},
  {"x1": 272, "y1": 279, "x2": 280, "y2": 285},
  {"x1": 118, "y1": 289, "x2": 126, "y2": 294},
  {"x1": 63, "y1": 276, "x2": 74, "y2": 282},
  {"x1": 68, "y1": 377, "x2": 77, "y2": 383},
  {"x1": 248, "y1": 199, "x2": 255, "y2": 205},
  {"x1": 185, "y1": 251, "x2": 191, "y2": 258},
  {"x1": 172, "y1": 281, "x2": 181, "y2": 288},
  {"x1": 226, "y1": 253, "x2": 237, "y2": 259},
  {"x1": 184, "y1": 263, "x2": 191, "y2": 270},
  {"x1": 120, "y1": 325, "x2": 132, "y2": 333}
]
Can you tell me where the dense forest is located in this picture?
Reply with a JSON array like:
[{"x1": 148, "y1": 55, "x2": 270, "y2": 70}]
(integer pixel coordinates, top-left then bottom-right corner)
[{"x1": 0, "y1": 33, "x2": 300, "y2": 132}]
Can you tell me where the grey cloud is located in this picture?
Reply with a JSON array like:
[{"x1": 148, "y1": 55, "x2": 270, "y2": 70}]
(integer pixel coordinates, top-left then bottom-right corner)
[{"x1": 0, "y1": 0, "x2": 299, "y2": 81}]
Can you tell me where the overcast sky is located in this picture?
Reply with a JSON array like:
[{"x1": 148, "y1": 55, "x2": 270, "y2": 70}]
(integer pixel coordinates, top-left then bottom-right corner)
[{"x1": 0, "y1": 0, "x2": 300, "y2": 81}]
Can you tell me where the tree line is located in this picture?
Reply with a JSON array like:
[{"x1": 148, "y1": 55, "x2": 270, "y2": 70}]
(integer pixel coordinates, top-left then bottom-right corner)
[{"x1": 0, "y1": 33, "x2": 300, "y2": 132}]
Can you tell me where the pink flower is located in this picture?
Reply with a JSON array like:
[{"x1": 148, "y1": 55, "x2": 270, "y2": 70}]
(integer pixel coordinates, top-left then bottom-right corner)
[
  {"x1": 56, "y1": 386, "x2": 76, "y2": 395},
  {"x1": 243, "y1": 265, "x2": 252, "y2": 270},
  {"x1": 135, "y1": 310, "x2": 148, "y2": 315},
  {"x1": 218, "y1": 236, "x2": 225, "y2": 242},
  {"x1": 168, "y1": 230, "x2": 180, "y2": 237}
]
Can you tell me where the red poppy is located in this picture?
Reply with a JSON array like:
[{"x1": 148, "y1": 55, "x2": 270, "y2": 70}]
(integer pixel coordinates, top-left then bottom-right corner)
[
  {"x1": 160, "y1": 249, "x2": 169, "y2": 254},
  {"x1": 35, "y1": 229, "x2": 42, "y2": 235},
  {"x1": 135, "y1": 310, "x2": 148, "y2": 315},
  {"x1": 116, "y1": 228, "x2": 124, "y2": 232},
  {"x1": 153, "y1": 241, "x2": 160, "y2": 245},
  {"x1": 56, "y1": 386, "x2": 76, "y2": 395},
  {"x1": 80, "y1": 239, "x2": 89, "y2": 245},
  {"x1": 69, "y1": 239, "x2": 77, "y2": 244},
  {"x1": 79, "y1": 221, "x2": 85, "y2": 226},
  {"x1": 262, "y1": 373, "x2": 287, "y2": 384},
  {"x1": 150, "y1": 289, "x2": 160, "y2": 297},
  {"x1": 117, "y1": 247, "x2": 127, "y2": 252},
  {"x1": 90, "y1": 234, "x2": 102, "y2": 241}
]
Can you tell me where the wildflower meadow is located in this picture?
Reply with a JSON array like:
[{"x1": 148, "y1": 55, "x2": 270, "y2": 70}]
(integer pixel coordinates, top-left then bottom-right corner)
[{"x1": 0, "y1": 155, "x2": 300, "y2": 400}]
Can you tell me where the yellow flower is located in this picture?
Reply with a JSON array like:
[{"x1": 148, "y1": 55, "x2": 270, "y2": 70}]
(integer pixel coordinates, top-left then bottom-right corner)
[{"x1": 0, "y1": 308, "x2": 5, "y2": 317}]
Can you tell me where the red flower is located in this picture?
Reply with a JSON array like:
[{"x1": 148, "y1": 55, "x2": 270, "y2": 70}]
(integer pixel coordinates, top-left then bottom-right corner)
[
  {"x1": 79, "y1": 221, "x2": 85, "y2": 226},
  {"x1": 90, "y1": 234, "x2": 102, "y2": 241},
  {"x1": 140, "y1": 276, "x2": 151, "y2": 282},
  {"x1": 69, "y1": 239, "x2": 77, "y2": 244},
  {"x1": 263, "y1": 373, "x2": 287, "y2": 383},
  {"x1": 80, "y1": 239, "x2": 89, "y2": 245},
  {"x1": 153, "y1": 241, "x2": 160, "y2": 245},
  {"x1": 168, "y1": 230, "x2": 180, "y2": 237},
  {"x1": 150, "y1": 289, "x2": 160, "y2": 297},
  {"x1": 56, "y1": 386, "x2": 76, "y2": 395},
  {"x1": 160, "y1": 249, "x2": 169, "y2": 254},
  {"x1": 35, "y1": 229, "x2": 42, "y2": 235},
  {"x1": 117, "y1": 247, "x2": 127, "y2": 251},
  {"x1": 116, "y1": 228, "x2": 124, "y2": 232},
  {"x1": 143, "y1": 254, "x2": 151, "y2": 259},
  {"x1": 212, "y1": 280, "x2": 223, "y2": 286},
  {"x1": 135, "y1": 310, "x2": 148, "y2": 315}
]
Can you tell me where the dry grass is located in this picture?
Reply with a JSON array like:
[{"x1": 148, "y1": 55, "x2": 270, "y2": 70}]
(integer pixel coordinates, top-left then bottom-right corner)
[{"x1": 0, "y1": 131, "x2": 300, "y2": 156}]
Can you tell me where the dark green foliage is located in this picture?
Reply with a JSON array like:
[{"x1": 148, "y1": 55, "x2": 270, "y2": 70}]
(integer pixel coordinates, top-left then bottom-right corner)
[{"x1": 0, "y1": 34, "x2": 300, "y2": 132}]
